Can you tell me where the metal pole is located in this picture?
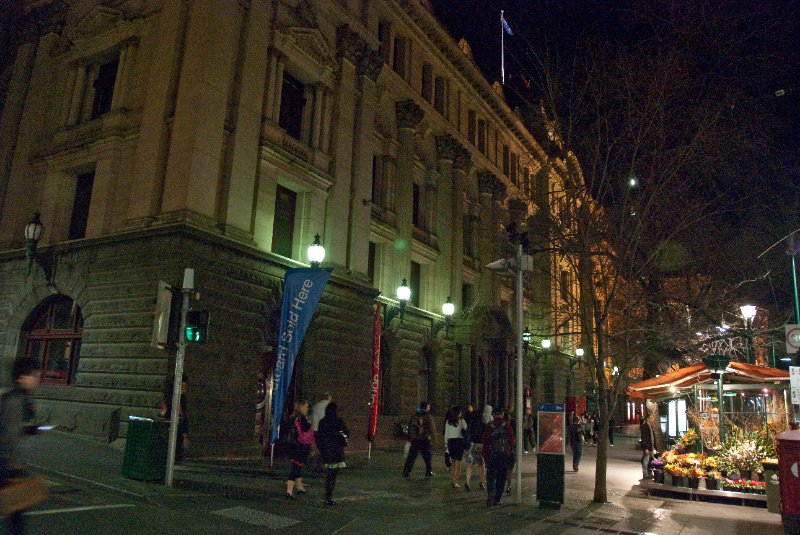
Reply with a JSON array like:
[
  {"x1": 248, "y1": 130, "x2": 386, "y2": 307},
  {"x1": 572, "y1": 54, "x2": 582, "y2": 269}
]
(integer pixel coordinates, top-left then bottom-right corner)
[
  {"x1": 165, "y1": 268, "x2": 193, "y2": 487},
  {"x1": 717, "y1": 373, "x2": 725, "y2": 446},
  {"x1": 515, "y1": 242, "x2": 524, "y2": 504},
  {"x1": 792, "y1": 254, "x2": 800, "y2": 324}
]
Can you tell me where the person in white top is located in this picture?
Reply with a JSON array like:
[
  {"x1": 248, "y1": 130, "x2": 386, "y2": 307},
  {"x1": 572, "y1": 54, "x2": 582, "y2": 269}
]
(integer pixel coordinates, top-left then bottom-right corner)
[
  {"x1": 311, "y1": 393, "x2": 332, "y2": 432},
  {"x1": 482, "y1": 404, "x2": 493, "y2": 424},
  {"x1": 444, "y1": 405, "x2": 468, "y2": 488}
]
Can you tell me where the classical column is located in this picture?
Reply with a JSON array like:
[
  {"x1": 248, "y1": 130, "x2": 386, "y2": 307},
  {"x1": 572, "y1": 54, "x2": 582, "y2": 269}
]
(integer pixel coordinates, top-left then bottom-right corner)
[
  {"x1": 217, "y1": 0, "x2": 270, "y2": 238},
  {"x1": 264, "y1": 52, "x2": 278, "y2": 124},
  {"x1": 110, "y1": 39, "x2": 138, "y2": 111},
  {"x1": 271, "y1": 54, "x2": 285, "y2": 122},
  {"x1": 324, "y1": 25, "x2": 361, "y2": 266},
  {"x1": 161, "y1": 0, "x2": 243, "y2": 219},
  {"x1": 67, "y1": 63, "x2": 87, "y2": 125},
  {"x1": 347, "y1": 48, "x2": 383, "y2": 274},
  {"x1": 476, "y1": 170, "x2": 506, "y2": 306},
  {"x1": 394, "y1": 99, "x2": 424, "y2": 283},
  {"x1": 451, "y1": 145, "x2": 471, "y2": 308},
  {"x1": 311, "y1": 84, "x2": 324, "y2": 149},
  {"x1": 434, "y1": 134, "x2": 458, "y2": 308},
  {"x1": 125, "y1": 1, "x2": 186, "y2": 225}
]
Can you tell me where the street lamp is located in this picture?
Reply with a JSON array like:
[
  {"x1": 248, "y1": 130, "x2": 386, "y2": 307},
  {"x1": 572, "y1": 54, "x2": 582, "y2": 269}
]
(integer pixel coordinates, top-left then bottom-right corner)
[
  {"x1": 382, "y1": 278, "x2": 411, "y2": 326},
  {"x1": 575, "y1": 348, "x2": 584, "y2": 358},
  {"x1": 306, "y1": 233, "x2": 325, "y2": 267},
  {"x1": 702, "y1": 354, "x2": 731, "y2": 445},
  {"x1": 24, "y1": 211, "x2": 53, "y2": 282},
  {"x1": 740, "y1": 305, "x2": 757, "y2": 364},
  {"x1": 434, "y1": 296, "x2": 455, "y2": 336},
  {"x1": 522, "y1": 329, "x2": 532, "y2": 350},
  {"x1": 541, "y1": 339, "x2": 551, "y2": 349}
]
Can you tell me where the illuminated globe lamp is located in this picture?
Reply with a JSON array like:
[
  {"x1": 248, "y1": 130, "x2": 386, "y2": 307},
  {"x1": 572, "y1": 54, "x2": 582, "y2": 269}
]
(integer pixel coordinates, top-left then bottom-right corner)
[
  {"x1": 307, "y1": 233, "x2": 325, "y2": 267},
  {"x1": 396, "y1": 278, "x2": 411, "y2": 323},
  {"x1": 25, "y1": 212, "x2": 44, "y2": 265},
  {"x1": 522, "y1": 328, "x2": 532, "y2": 349},
  {"x1": 575, "y1": 348, "x2": 584, "y2": 358},
  {"x1": 541, "y1": 339, "x2": 551, "y2": 349},
  {"x1": 441, "y1": 296, "x2": 455, "y2": 335}
]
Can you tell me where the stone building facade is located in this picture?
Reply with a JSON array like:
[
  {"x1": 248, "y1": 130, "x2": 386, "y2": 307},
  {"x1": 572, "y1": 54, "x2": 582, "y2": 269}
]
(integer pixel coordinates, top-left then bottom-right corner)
[{"x1": 0, "y1": 0, "x2": 580, "y2": 455}]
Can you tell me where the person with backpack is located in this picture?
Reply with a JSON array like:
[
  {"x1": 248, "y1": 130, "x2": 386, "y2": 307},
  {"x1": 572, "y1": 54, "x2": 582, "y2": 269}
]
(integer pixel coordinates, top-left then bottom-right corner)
[
  {"x1": 463, "y1": 402, "x2": 486, "y2": 491},
  {"x1": 316, "y1": 402, "x2": 348, "y2": 506},
  {"x1": 285, "y1": 399, "x2": 315, "y2": 499},
  {"x1": 402, "y1": 401, "x2": 436, "y2": 478},
  {"x1": 481, "y1": 407, "x2": 515, "y2": 506}
]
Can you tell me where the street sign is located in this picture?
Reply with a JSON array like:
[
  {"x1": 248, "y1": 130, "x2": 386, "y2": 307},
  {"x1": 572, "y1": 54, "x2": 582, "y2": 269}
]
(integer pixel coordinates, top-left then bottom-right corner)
[
  {"x1": 790, "y1": 367, "x2": 800, "y2": 405},
  {"x1": 786, "y1": 324, "x2": 800, "y2": 354}
]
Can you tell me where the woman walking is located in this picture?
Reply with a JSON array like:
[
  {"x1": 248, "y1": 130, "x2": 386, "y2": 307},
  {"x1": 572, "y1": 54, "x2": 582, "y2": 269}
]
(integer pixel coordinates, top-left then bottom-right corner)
[
  {"x1": 464, "y1": 403, "x2": 486, "y2": 491},
  {"x1": 286, "y1": 399, "x2": 315, "y2": 499},
  {"x1": 316, "y1": 403, "x2": 348, "y2": 506},
  {"x1": 444, "y1": 405, "x2": 468, "y2": 488}
]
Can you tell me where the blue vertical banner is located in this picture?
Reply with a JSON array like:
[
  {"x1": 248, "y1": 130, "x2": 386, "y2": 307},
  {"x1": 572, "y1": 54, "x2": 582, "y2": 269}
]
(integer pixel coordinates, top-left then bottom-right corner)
[{"x1": 269, "y1": 267, "x2": 332, "y2": 444}]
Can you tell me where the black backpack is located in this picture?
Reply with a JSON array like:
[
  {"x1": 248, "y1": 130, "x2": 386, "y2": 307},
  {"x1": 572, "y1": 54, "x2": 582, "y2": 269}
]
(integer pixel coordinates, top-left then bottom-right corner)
[{"x1": 489, "y1": 423, "x2": 512, "y2": 458}]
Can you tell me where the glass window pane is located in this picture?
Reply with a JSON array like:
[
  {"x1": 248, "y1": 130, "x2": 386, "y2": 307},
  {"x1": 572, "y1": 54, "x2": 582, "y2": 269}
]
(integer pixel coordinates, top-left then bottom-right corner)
[
  {"x1": 27, "y1": 339, "x2": 45, "y2": 368},
  {"x1": 52, "y1": 299, "x2": 75, "y2": 329},
  {"x1": 45, "y1": 339, "x2": 69, "y2": 376}
]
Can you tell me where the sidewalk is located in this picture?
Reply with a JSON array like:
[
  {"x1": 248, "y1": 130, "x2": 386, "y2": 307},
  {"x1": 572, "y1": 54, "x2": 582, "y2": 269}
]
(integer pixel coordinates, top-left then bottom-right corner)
[{"x1": 18, "y1": 431, "x2": 786, "y2": 534}]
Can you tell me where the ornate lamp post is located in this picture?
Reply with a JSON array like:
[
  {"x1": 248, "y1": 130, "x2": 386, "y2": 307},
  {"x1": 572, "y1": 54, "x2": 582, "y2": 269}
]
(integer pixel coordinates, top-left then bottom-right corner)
[
  {"x1": 307, "y1": 233, "x2": 325, "y2": 267},
  {"x1": 740, "y1": 305, "x2": 757, "y2": 364},
  {"x1": 703, "y1": 354, "x2": 731, "y2": 445}
]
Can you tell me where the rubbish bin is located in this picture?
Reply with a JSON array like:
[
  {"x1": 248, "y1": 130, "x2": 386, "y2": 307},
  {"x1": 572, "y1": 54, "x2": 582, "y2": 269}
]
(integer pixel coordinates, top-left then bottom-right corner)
[
  {"x1": 762, "y1": 459, "x2": 780, "y2": 514},
  {"x1": 122, "y1": 416, "x2": 169, "y2": 481},
  {"x1": 776, "y1": 428, "x2": 800, "y2": 535}
]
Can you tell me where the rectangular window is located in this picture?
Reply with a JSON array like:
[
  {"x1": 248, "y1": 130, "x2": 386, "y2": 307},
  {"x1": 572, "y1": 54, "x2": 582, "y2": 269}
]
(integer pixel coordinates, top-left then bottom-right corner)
[
  {"x1": 271, "y1": 185, "x2": 297, "y2": 258},
  {"x1": 368, "y1": 242, "x2": 377, "y2": 283},
  {"x1": 511, "y1": 152, "x2": 518, "y2": 184},
  {"x1": 279, "y1": 72, "x2": 306, "y2": 140},
  {"x1": 90, "y1": 58, "x2": 118, "y2": 120},
  {"x1": 434, "y1": 76, "x2": 446, "y2": 114},
  {"x1": 462, "y1": 214, "x2": 473, "y2": 257},
  {"x1": 502, "y1": 145, "x2": 510, "y2": 176},
  {"x1": 467, "y1": 110, "x2": 476, "y2": 145},
  {"x1": 461, "y1": 283, "x2": 473, "y2": 310},
  {"x1": 560, "y1": 270, "x2": 570, "y2": 302},
  {"x1": 410, "y1": 261, "x2": 421, "y2": 307},
  {"x1": 522, "y1": 167, "x2": 529, "y2": 194},
  {"x1": 371, "y1": 155, "x2": 380, "y2": 203},
  {"x1": 393, "y1": 37, "x2": 406, "y2": 78},
  {"x1": 68, "y1": 172, "x2": 95, "y2": 240},
  {"x1": 378, "y1": 22, "x2": 391, "y2": 64},
  {"x1": 421, "y1": 64, "x2": 433, "y2": 103},
  {"x1": 412, "y1": 183, "x2": 420, "y2": 227},
  {"x1": 477, "y1": 119, "x2": 486, "y2": 154}
]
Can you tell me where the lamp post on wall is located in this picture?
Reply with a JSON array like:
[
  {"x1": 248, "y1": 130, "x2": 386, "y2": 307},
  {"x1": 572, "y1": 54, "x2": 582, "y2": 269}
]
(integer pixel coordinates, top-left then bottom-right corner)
[
  {"x1": 702, "y1": 354, "x2": 731, "y2": 445},
  {"x1": 740, "y1": 305, "x2": 757, "y2": 364},
  {"x1": 24, "y1": 212, "x2": 53, "y2": 282},
  {"x1": 307, "y1": 233, "x2": 326, "y2": 268}
]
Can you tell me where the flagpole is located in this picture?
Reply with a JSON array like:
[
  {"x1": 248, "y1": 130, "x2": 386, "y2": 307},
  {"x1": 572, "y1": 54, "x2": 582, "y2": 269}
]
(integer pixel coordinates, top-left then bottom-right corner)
[{"x1": 500, "y1": 10, "x2": 505, "y2": 84}]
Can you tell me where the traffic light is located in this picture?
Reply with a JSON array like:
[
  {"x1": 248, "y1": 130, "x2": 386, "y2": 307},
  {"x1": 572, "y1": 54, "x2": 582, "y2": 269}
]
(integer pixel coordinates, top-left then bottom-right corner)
[{"x1": 185, "y1": 309, "x2": 210, "y2": 344}]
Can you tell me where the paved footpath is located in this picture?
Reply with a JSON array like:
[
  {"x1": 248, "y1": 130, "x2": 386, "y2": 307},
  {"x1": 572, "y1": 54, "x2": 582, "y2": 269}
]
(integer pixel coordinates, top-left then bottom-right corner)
[{"x1": 18, "y1": 428, "x2": 786, "y2": 534}]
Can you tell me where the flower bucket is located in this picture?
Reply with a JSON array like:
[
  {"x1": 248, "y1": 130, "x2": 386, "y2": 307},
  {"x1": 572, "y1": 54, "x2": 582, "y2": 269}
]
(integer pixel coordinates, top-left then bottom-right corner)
[
  {"x1": 653, "y1": 470, "x2": 665, "y2": 484},
  {"x1": 671, "y1": 476, "x2": 684, "y2": 487},
  {"x1": 705, "y1": 478, "x2": 719, "y2": 491},
  {"x1": 688, "y1": 477, "x2": 700, "y2": 489}
]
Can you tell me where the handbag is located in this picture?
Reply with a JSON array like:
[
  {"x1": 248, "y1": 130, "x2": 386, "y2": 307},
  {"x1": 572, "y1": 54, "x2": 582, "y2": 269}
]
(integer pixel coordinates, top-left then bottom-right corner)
[{"x1": 0, "y1": 475, "x2": 47, "y2": 516}]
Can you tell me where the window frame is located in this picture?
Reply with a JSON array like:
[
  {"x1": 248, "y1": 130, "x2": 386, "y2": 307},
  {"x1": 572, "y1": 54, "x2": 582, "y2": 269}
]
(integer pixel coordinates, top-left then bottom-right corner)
[{"x1": 22, "y1": 296, "x2": 83, "y2": 385}]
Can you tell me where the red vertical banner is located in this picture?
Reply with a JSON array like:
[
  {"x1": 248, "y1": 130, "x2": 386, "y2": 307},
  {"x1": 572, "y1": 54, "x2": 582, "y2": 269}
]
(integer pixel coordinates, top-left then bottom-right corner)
[{"x1": 367, "y1": 303, "x2": 381, "y2": 442}]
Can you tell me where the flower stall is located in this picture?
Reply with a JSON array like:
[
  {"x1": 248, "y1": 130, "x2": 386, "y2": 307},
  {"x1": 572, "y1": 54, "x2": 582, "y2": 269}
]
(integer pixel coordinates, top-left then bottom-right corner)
[{"x1": 629, "y1": 361, "x2": 794, "y2": 505}]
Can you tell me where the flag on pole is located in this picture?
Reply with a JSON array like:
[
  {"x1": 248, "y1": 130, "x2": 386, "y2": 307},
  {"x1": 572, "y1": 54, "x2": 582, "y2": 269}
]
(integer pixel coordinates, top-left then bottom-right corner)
[
  {"x1": 269, "y1": 267, "x2": 332, "y2": 444},
  {"x1": 501, "y1": 12, "x2": 514, "y2": 35},
  {"x1": 367, "y1": 303, "x2": 382, "y2": 442}
]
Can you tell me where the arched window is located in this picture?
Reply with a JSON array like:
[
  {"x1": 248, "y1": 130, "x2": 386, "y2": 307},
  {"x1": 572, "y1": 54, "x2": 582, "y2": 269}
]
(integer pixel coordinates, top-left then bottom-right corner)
[{"x1": 22, "y1": 296, "x2": 83, "y2": 384}]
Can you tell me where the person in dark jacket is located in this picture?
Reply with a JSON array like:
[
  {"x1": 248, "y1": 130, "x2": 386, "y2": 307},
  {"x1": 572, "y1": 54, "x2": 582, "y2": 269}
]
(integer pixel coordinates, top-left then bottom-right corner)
[
  {"x1": 402, "y1": 401, "x2": 436, "y2": 478},
  {"x1": 568, "y1": 413, "x2": 584, "y2": 472},
  {"x1": 640, "y1": 415, "x2": 656, "y2": 479},
  {"x1": 463, "y1": 403, "x2": 486, "y2": 491},
  {"x1": 316, "y1": 403, "x2": 348, "y2": 506},
  {"x1": 482, "y1": 407, "x2": 514, "y2": 506},
  {"x1": 0, "y1": 357, "x2": 42, "y2": 535}
]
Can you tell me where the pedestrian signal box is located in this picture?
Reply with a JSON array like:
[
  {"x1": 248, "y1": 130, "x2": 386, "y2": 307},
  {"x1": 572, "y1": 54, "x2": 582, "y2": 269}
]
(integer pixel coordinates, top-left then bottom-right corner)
[{"x1": 185, "y1": 310, "x2": 210, "y2": 344}]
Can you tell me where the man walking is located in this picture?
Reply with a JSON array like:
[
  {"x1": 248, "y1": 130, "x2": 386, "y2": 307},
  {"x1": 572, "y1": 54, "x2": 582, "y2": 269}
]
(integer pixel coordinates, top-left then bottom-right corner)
[
  {"x1": 482, "y1": 407, "x2": 514, "y2": 506},
  {"x1": 402, "y1": 402, "x2": 436, "y2": 478},
  {"x1": 568, "y1": 413, "x2": 584, "y2": 472},
  {"x1": 640, "y1": 415, "x2": 656, "y2": 479}
]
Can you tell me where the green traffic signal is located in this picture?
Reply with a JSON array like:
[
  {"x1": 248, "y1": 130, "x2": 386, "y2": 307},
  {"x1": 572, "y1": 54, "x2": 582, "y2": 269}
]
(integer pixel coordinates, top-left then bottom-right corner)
[{"x1": 185, "y1": 310, "x2": 209, "y2": 344}]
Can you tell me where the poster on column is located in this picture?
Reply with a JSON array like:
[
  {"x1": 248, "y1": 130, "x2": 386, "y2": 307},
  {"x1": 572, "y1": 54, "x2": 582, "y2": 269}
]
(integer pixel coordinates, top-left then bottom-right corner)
[{"x1": 790, "y1": 366, "x2": 800, "y2": 405}]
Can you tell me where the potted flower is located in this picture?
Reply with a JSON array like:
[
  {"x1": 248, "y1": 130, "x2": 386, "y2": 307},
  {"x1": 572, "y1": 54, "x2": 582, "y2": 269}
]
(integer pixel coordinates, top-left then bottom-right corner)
[
  {"x1": 668, "y1": 465, "x2": 687, "y2": 487},
  {"x1": 705, "y1": 470, "x2": 721, "y2": 491},
  {"x1": 651, "y1": 457, "x2": 666, "y2": 483},
  {"x1": 687, "y1": 466, "x2": 705, "y2": 489},
  {"x1": 746, "y1": 480, "x2": 766, "y2": 494}
]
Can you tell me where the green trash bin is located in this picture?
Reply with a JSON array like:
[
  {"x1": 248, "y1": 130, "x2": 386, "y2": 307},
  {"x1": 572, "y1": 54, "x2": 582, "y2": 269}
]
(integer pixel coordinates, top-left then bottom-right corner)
[
  {"x1": 122, "y1": 417, "x2": 169, "y2": 481},
  {"x1": 762, "y1": 459, "x2": 780, "y2": 514}
]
